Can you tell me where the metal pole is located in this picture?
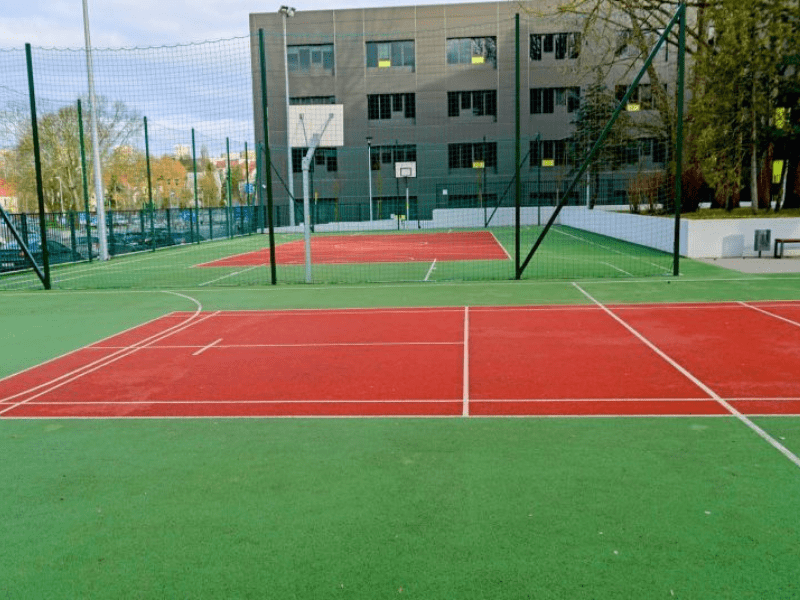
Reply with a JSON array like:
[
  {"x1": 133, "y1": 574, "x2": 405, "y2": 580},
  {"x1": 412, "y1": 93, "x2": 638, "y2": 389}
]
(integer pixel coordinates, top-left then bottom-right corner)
[
  {"x1": 191, "y1": 128, "x2": 200, "y2": 243},
  {"x1": 673, "y1": 2, "x2": 686, "y2": 277},
  {"x1": 281, "y1": 8, "x2": 296, "y2": 227},
  {"x1": 77, "y1": 99, "x2": 92, "y2": 262},
  {"x1": 82, "y1": 0, "x2": 108, "y2": 261},
  {"x1": 367, "y1": 136, "x2": 373, "y2": 222},
  {"x1": 259, "y1": 29, "x2": 278, "y2": 285},
  {"x1": 226, "y1": 137, "x2": 232, "y2": 238},
  {"x1": 24, "y1": 43, "x2": 51, "y2": 289},
  {"x1": 514, "y1": 13, "x2": 521, "y2": 278},
  {"x1": 144, "y1": 116, "x2": 155, "y2": 252},
  {"x1": 302, "y1": 158, "x2": 312, "y2": 283}
]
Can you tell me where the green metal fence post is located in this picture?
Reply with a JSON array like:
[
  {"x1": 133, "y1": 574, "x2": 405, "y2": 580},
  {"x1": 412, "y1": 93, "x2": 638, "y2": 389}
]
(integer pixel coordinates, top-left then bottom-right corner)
[
  {"x1": 514, "y1": 13, "x2": 521, "y2": 279},
  {"x1": 673, "y1": 2, "x2": 686, "y2": 276},
  {"x1": 25, "y1": 43, "x2": 50, "y2": 289},
  {"x1": 77, "y1": 99, "x2": 92, "y2": 262},
  {"x1": 144, "y1": 116, "x2": 156, "y2": 252},
  {"x1": 259, "y1": 28, "x2": 278, "y2": 285},
  {"x1": 191, "y1": 128, "x2": 200, "y2": 243},
  {"x1": 226, "y1": 137, "x2": 232, "y2": 238}
]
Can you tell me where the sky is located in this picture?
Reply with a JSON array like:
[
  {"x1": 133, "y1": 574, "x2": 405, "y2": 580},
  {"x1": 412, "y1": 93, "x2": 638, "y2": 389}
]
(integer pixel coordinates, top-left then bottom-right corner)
[{"x1": 0, "y1": 0, "x2": 489, "y2": 49}]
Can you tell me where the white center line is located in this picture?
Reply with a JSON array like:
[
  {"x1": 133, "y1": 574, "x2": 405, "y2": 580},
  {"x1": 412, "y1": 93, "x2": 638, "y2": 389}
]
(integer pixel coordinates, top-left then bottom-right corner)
[
  {"x1": 193, "y1": 338, "x2": 223, "y2": 356},
  {"x1": 573, "y1": 283, "x2": 800, "y2": 470}
]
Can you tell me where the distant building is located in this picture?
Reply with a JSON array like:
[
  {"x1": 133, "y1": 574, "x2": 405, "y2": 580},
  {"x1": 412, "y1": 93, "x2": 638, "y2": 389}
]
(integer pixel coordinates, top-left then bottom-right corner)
[{"x1": 250, "y1": 0, "x2": 677, "y2": 225}]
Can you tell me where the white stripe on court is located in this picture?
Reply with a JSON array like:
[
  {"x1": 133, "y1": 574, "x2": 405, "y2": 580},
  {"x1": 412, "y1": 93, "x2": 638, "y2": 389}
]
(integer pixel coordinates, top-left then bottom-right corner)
[
  {"x1": 198, "y1": 264, "x2": 261, "y2": 287},
  {"x1": 192, "y1": 338, "x2": 223, "y2": 356},
  {"x1": 424, "y1": 259, "x2": 437, "y2": 281},
  {"x1": 573, "y1": 283, "x2": 800, "y2": 470},
  {"x1": 738, "y1": 301, "x2": 800, "y2": 329},
  {"x1": 97, "y1": 341, "x2": 463, "y2": 350},
  {"x1": 463, "y1": 306, "x2": 470, "y2": 417}
]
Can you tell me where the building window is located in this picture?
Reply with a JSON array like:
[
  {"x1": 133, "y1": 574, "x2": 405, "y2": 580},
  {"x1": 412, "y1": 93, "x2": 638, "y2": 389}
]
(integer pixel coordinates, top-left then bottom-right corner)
[
  {"x1": 369, "y1": 144, "x2": 417, "y2": 170},
  {"x1": 530, "y1": 139, "x2": 573, "y2": 167},
  {"x1": 368, "y1": 93, "x2": 416, "y2": 120},
  {"x1": 292, "y1": 147, "x2": 338, "y2": 173},
  {"x1": 447, "y1": 37, "x2": 497, "y2": 67},
  {"x1": 530, "y1": 32, "x2": 581, "y2": 61},
  {"x1": 290, "y1": 96, "x2": 336, "y2": 105},
  {"x1": 530, "y1": 87, "x2": 580, "y2": 115},
  {"x1": 615, "y1": 83, "x2": 661, "y2": 111},
  {"x1": 447, "y1": 90, "x2": 497, "y2": 119},
  {"x1": 448, "y1": 142, "x2": 498, "y2": 171},
  {"x1": 366, "y1": 40, "x2": 415, "y2": 70},
  {"x1": 287, "y1": 44, "x2": 334, "y2": 74}
]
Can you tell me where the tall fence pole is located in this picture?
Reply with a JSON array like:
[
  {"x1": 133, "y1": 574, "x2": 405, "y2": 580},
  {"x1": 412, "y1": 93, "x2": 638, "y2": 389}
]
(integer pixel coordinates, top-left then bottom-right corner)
[
  {"x1": 25, "y1": 43, "x2": 51, "y2": 290},
  {"x1": 82, "y1": 0, "x2": 108, "y2": 261},
  {"x1": 259, "y1": 29, "x2": 278, "y2": 285},
  {"x1": 514, "y1": 13, "x2": 521, "y2": 279},
  {"x1": 144, "y1": 116, "x2": 155, "y2": 252},
  {"x1": 191, "y1": 128, "x2": 200, "y2": 243},
  {"x1": 673, "y1": 2, "x2": 686, "y2": 276},
  {"x1": 77, "y1": 99, "x2": 92, "y2": 262}
]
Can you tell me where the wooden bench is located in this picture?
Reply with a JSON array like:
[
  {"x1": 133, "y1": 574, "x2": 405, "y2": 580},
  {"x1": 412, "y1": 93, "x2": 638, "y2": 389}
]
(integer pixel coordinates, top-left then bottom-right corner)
[{"x1": 774, "y1": 238, "x2": 800, "y2": 258}]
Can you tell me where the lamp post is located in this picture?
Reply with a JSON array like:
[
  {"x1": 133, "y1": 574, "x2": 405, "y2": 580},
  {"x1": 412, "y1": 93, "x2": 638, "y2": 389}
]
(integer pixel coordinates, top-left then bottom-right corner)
[
  {"x1": 279, "y1": 5, "x2": 296, "y2": 227},
  {"x1": 366, "y1": 136, "x2": 373, "y2": 222}
]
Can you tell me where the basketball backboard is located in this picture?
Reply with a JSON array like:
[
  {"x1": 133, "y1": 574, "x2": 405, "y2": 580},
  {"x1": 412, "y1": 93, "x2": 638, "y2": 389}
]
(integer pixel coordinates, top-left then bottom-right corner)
[
  {"x1": 395, "y1": 161, "x2": 416, "y2": 178},
  {"x1": 288, "y1": 105, "x2": 344, "y2": 148}
]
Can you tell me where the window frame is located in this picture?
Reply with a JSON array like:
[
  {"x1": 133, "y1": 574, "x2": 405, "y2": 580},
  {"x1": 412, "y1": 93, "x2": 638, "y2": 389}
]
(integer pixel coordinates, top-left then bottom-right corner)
[{"x1": 287, "y1": 43, "x2": 335, "y2": 75}]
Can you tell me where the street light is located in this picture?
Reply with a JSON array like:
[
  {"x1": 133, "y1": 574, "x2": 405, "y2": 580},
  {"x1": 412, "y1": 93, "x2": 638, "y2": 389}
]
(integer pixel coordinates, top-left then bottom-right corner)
[
  {"x1": 366, "y1": 136, "x2": 373, "y2": 222},
  {"x1": 279, "y1": 5, "x2": 296, "y2": 227}
]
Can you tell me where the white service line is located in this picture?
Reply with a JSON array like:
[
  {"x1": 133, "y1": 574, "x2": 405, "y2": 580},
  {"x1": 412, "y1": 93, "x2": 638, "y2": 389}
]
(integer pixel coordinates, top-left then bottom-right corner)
[
  {"x1": 424, "y1": 259, "x2": 437, "y2": 281},
  {"x1": 738, "y1": 301, "x2": 800, "y2": 329},
  {"x1": 0, "y1": 310, "x2": 218, "y2": 415},
  {"x1": 193, "y1": 338, "x2": 223, "y2": 356},
  {"x1": 573, "y1": 283, "x2": 800, "y2": 470},
  {"x1": 198, "y1": 264, "x2": 261, "y2": 287},
  {"x1": 463, "y1": 306, "x2": 470, "y2": 417}
]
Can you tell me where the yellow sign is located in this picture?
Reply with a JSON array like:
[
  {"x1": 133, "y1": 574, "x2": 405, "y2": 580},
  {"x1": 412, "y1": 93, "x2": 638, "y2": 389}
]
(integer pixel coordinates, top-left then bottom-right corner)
[
  {"x1": 378, "y1": 59, "x2": 391, "y2": 68},
  {"x1": 542, "y1": 159, "x2": 555, "y2": 167},
  {"x1": 472, "y1": 160, "x2": 485, "y2": 169},
  {"x1": 626, "y1": 102, "x2": 641, "y2": 112},
  {"x1": 773, "y1": 160, "x2": 785, "y2": 184},
  {"x1": 471, "y1": 55, "x2": 485, "y2": 64},
  {"x1": 775, "y1": 108, "x2": 787, "y2": 129}
]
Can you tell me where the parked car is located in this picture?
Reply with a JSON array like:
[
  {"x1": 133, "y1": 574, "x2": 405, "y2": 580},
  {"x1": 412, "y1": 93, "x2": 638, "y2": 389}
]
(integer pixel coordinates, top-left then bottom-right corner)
[
  {"x1": 171, "y1": 230, "x2": 204, "y2": 245},
  {"x1": 0, "y1": 239, "x2": 85, "y2": 272},
  {"x1": 143, "y1": 229, "x2": 175, "y2": 249}
]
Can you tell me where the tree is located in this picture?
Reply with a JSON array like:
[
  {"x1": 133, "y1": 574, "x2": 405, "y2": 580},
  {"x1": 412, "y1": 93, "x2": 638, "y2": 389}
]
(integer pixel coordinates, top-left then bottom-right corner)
[
  {"x1": 151, "y1": 156, "x2": 189, "y2": 209},
  {"x1": 9, "y1": 98, "x2": 141, "y2": 213},
  {"x1": 690, "y1": 0, "x2": 799, "y2": 210},
  {"x1": 571, "y1": 81, "x2": 634, "y2": 208}
]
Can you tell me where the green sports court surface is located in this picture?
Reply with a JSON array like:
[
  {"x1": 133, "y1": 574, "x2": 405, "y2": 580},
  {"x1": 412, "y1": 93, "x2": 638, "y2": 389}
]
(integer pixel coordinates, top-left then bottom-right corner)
[{"x1": 2, "y1": 258, "x2": 800, "y2": 598}]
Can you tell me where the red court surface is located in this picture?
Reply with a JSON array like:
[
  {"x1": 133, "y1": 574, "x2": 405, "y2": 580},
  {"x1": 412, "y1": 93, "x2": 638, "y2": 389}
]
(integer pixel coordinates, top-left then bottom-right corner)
[
  {"x1": 1, "y1": 302, "x2": 799, "y2": 418},
  {"x1": 197, "y1": 231, "x2": 510, "y2": 267}
]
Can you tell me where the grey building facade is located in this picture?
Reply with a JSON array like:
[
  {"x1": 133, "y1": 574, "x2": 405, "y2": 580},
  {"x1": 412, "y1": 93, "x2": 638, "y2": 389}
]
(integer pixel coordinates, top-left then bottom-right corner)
[{"x1": 249, "y1": 1, "x2": 676, "y2": 226}]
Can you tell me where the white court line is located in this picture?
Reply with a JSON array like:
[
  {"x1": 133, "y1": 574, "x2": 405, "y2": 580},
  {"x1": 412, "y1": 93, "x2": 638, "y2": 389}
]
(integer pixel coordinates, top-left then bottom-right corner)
[
  {"x1": 463, "y1": 306, "x2": 470, "y2": 417},
  {"x1": 424, "y1": 259, "x2": 437, "y2": 281},
  {"x1": 97, "y1": 341, "x2": 463, "y2": 350},
  {"x1": 489, "y1": 231, "x2": 513, "y2": 261},
  {"x1": 198, "y1": 264, "x2": 261, "y2": 287},
  {"x1": 0, "y1": 305, "x2": 216, "y2": 416},
  {"x1": 738, "y1": 301, "x2": 800, "y2": 329},
  {"x1": 573, "y1": 283, "x2": 800, "y2": 470},
  {"x1": 601, "y1": 261, "x2": 634, "y2": 276},
  {"x1": 192, "y1": 338, "x2": 223, "y2": 356}
]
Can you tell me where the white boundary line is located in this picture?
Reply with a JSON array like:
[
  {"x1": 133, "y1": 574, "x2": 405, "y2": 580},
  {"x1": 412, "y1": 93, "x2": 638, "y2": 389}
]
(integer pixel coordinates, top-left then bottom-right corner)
[
  {"x1": 573, "y1": 283, "x2": 800, "y2": 470},
  {"x1": 424, "y1": 259, "x2": 437, "y2": 281},
  {"x1": 488, "y1": 231, "x2": 513, "y2": 261},
  {"x1": 0, "y1": 293, "x2": 207, "y2": 414},
  {"x1": 192, "y1": 338, "x2": 223, "y2": 356},
  {"x1": 198, "y1": 264, "x2": 262, "y2": 287},
  {"x1": 98, "y1": 341, "x2": 464, "y2": 350},
  {"x1": 738, "y1": 301, "x2": 800, "y2": 329},
  {"x1": 463, "y1": 306, "x2": 470, "y2": 417}
]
